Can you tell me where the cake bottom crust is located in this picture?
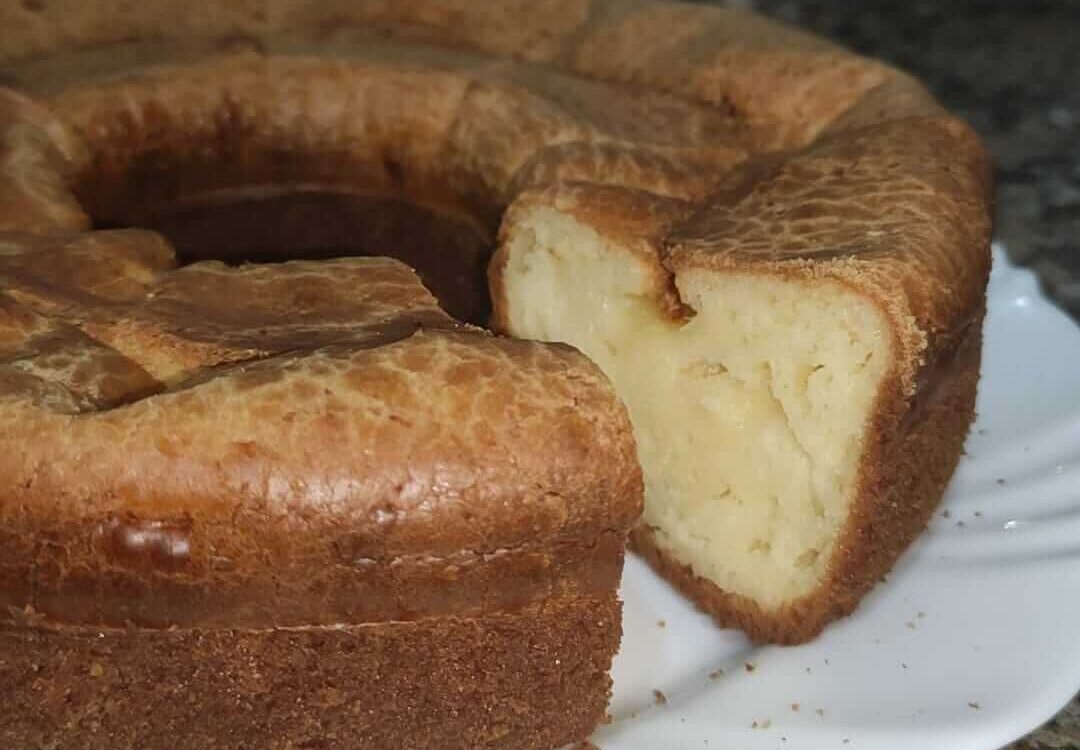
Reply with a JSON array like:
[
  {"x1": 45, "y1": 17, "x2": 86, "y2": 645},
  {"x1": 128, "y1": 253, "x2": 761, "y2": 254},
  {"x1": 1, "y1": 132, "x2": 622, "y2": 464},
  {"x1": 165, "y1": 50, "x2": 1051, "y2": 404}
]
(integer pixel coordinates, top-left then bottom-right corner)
[
  {"x1": 631, "y1": 312, "x2": 984, "y2": 645},
  {"x1": 1, "y1": 594, "x2": 621, "y2": 750}
]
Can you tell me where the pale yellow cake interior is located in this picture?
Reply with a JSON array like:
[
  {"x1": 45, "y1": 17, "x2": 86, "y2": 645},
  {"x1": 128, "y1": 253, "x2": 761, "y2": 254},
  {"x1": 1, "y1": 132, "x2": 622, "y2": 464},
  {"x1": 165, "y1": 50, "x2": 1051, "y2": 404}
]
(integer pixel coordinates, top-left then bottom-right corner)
[{"x1": 499, "y1": 208, "x2": 891, "y2": 609}]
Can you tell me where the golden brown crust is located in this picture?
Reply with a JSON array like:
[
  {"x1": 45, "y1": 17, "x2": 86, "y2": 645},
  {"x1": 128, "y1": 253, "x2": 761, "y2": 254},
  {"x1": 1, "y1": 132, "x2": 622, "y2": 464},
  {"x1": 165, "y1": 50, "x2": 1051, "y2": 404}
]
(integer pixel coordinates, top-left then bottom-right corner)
[
  {"x1": 0, "y1": 591, "x2": 623, "y2": 750},
  {"x1": 0, "y1": 247, "x2": 641, "y2": 624},
  {"x1": 668, "y1": 114, "x2": 992, "y2": 394},
  {"x1": 0, "y1": 9, "x2": 666, "y2": 744}
]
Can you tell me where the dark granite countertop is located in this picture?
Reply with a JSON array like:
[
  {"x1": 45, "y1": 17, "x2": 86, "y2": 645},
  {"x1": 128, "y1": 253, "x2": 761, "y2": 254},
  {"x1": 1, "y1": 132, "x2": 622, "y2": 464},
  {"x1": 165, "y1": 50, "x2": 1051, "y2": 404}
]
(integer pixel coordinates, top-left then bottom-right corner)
[{"x1": 701, "y1": 1, "x2": 1080, "y2": 748}]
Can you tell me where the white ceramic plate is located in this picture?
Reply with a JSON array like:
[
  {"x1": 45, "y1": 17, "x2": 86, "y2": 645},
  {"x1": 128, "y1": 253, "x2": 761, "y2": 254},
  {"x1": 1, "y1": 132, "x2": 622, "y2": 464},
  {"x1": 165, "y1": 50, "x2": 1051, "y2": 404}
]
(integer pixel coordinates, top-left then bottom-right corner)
[{"x1": 594, "y1": 246, "x2": 1080, "y2": 750}]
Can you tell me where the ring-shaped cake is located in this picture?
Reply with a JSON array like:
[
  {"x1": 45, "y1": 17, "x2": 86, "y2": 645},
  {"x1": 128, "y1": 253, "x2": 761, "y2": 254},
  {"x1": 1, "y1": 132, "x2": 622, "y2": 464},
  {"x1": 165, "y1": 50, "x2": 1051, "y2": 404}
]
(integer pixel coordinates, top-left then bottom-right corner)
[{"x1": 0, "y1": 1, "x2": 991, "y2": 748}]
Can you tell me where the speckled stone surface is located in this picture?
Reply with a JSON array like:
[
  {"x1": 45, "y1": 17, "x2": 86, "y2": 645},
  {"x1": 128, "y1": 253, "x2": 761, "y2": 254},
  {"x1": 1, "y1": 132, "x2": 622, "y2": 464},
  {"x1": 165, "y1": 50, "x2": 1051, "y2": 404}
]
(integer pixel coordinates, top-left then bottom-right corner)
[
  {"x1": 1015, "y1": 698, "x2": 1080, "y2": 750},
  {"x1": 696, "y1": 1, "x2": 1080, "y2": 747}
]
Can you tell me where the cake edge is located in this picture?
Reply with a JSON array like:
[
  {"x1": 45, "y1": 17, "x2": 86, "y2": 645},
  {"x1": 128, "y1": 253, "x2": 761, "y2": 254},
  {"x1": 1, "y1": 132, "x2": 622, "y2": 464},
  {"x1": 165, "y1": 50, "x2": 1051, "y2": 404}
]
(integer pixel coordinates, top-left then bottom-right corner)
[{"x1": 0, "y1": 585, "x2": 624, "y2": 749}]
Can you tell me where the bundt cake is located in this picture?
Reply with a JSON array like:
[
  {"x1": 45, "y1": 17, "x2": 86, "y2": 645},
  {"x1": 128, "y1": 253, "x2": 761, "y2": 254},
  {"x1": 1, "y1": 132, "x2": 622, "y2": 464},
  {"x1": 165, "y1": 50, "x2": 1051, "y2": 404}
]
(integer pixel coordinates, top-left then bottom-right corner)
[{"x1": 0, "y1": 0, "x2": 991, "y2": 747}]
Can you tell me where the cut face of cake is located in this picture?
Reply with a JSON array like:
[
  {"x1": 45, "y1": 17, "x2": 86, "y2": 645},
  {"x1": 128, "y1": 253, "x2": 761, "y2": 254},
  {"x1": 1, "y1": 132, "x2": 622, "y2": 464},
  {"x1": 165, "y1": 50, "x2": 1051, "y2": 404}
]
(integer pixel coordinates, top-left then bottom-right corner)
[
  {"x1": 493, "y1": 114, "x2": 990, "y2": 643},
  {"x1": 497, "y1": 206, "x2": 888, "y2": 612}
]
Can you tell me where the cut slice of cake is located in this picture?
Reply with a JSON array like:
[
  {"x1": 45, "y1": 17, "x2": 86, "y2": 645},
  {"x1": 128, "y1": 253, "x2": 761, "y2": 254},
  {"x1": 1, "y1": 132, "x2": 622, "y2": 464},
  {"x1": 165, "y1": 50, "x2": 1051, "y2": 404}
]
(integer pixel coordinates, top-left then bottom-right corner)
[{"x1": 491, "y1": 116, "x2": 990, "y2": 643}]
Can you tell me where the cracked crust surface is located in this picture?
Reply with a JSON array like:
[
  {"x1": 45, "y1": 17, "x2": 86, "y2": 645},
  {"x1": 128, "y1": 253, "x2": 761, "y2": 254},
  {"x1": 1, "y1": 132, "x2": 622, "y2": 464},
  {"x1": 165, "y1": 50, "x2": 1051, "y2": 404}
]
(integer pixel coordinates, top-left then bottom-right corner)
[{"x1": 0, "y1": 231, "x2": 641, "y2": 628}]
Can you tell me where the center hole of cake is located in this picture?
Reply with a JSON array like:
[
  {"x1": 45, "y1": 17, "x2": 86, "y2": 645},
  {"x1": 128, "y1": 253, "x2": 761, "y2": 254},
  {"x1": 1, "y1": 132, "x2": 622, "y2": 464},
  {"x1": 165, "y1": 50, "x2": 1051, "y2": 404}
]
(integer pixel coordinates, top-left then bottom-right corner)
[{"x1": 87, "y1": 184, "x2": 495, "y2": 325}]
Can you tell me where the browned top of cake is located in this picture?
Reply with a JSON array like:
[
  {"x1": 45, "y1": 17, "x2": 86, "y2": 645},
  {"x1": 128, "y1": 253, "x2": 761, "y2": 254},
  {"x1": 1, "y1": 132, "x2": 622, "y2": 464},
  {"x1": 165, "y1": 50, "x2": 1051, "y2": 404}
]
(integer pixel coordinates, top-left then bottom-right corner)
[{"x1": 0, "y1": 0, "x2": 990, "y2": 628}]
